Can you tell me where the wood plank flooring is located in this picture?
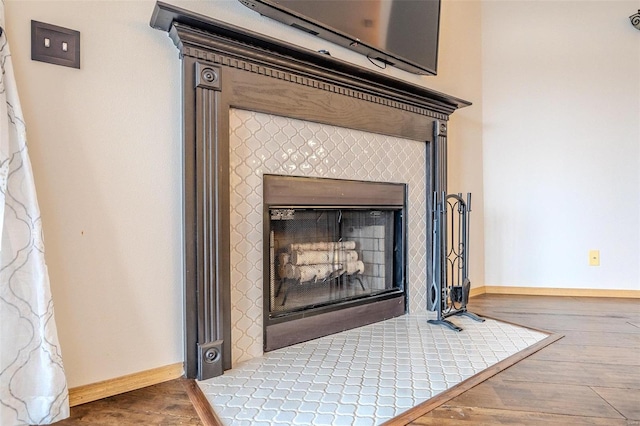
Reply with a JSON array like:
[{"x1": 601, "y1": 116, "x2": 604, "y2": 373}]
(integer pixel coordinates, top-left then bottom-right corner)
[
  {"x1": 52, "y1": 294, "x2": 639, "y2": 425},
  {"x1": 410, "y1": 294, "x2": 640, "y2": 425},
  {"x1": 53, "y1": 378, "x2": 203, "y2": 425}
]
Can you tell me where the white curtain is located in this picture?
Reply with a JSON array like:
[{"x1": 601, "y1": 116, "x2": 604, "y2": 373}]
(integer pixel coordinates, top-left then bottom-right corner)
[{"x1": 0, "y1": 5, "x2": 69, "y2": 425}]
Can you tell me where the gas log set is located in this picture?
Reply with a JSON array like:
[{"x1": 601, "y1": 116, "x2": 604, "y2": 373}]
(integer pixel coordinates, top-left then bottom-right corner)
[{"x1": 276, "y1": 241, "x2": 366, "y2": 305}]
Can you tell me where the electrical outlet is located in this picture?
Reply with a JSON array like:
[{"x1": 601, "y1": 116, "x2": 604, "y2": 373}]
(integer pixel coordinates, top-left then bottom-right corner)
[
  {"x1": 31, "y1": 20, "x2": 80, "y2": 69},
  {"x1": 589, "y1": 250, "x2": 600, "y2": 266}
]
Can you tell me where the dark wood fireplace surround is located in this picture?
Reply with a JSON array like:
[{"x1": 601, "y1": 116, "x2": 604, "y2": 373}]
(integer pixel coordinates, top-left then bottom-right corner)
[{"x1": 150, "y1": 1, "x2": 470, "y2": 380}]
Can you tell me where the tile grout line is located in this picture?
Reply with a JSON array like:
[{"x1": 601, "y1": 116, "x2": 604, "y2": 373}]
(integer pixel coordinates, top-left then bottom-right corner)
[{"x1": 198, "y1": 313, "x2": 552, "y2": 425}]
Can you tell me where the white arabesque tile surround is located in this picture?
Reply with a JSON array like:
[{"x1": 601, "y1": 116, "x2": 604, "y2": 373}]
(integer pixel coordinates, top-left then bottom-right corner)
[{"x1": 228, "y1": 109, "x2": 428, "y2": 365}]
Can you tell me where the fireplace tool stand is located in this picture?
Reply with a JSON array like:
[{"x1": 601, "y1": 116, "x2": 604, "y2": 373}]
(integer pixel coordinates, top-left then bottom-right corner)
[{"x1": 428, "y1": 192, "x2": 484, "y2": 331}]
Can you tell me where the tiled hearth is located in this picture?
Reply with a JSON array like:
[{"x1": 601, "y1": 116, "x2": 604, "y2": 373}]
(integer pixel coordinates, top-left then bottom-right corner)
[
  {"x1": 228, "y1": 109, "x2": 428, "y2": 365},
  {"x1": 212, "y1": 109, "x2": 551, "y2": 425},
  {"x1": 198, "y1": 313, "x2": 549, "y2": 425}
]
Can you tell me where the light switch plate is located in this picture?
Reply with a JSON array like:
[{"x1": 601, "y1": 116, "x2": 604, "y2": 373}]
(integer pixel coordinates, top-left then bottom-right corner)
[{"x1": 31, "y1": 20, "x2": 80, "y2": 69}]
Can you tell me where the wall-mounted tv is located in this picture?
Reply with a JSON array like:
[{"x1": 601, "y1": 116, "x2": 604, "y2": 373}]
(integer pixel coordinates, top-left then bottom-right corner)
[{"x1": 238, "y1": 0, "x2": 441, "y2": 75}]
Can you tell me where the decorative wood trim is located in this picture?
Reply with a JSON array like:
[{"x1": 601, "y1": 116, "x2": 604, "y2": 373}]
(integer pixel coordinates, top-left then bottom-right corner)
[
  {"x1": 473, "y1": 286, "x2": 640, "y2": 299},
  {"x1": 193, "y1": 79, "x2": 228, "y2": 378},
  {"x1": 150, "y1": 2, "x2": 470, "y2": 116},
  {"x1": 183, "y1": 379, "x2": 223, "y2": 426},
  {"x1": 180, "y1": 37, "x2": 452, "y2": 120},
  {"x1": 68, "y1": 363, "x2": 184, "y2": 407},
  {"x1": 179, "y1": 38, "x2": 448, "y2": 120},
  {"x1": 381, "y1": 332, "x2": 564, "y2": 425}
]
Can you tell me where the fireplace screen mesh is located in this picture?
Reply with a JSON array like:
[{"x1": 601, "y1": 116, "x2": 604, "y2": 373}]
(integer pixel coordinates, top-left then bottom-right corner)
[{"x1": 269, "y1": 208, "x2": 402, "y2": 316}]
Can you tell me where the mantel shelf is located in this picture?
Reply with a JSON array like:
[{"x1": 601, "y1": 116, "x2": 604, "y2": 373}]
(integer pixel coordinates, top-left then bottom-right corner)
[{"x1": 150, "y1": 1, "x2": 471, "y2": 116}]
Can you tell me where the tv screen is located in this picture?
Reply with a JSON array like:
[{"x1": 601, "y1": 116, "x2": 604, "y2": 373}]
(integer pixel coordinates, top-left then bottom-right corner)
[{"x1": 238, "y1": 0, "x2": 441, "y2": 75}]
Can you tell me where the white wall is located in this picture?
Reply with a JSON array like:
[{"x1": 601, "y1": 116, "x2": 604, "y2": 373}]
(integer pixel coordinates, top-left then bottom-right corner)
[
  {"x1": 5, "y1": 0, "x2": 483, "y2": 387},
  {"x1": 482, "y1": 0, "x2": 640, "y2": 290},
  {"x1": 6, "y1": 0, "x2": 184, "y2": 388},
  {"x1": 432, "y1": 0, "x2": 484, "y2": 288}
]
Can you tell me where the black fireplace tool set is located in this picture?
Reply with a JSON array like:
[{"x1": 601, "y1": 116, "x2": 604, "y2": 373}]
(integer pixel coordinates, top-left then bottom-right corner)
[{"x1": 428, "y1": 192, "x2": 484, "y2": 331}]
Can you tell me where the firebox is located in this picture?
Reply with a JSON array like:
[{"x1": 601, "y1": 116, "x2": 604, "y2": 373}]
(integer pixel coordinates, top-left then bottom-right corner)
[{"x1": 263, "y1": 175, "x2": 407, "y2": 351}]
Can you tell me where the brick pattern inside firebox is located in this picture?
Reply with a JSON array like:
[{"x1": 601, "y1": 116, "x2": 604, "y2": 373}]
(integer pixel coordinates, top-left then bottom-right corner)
[{"x1": 345, "y1": 225, "x2": 386, "y2": 289}]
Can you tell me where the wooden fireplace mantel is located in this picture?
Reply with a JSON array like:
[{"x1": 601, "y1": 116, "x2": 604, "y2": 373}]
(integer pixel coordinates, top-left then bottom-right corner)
[
  {"x1": 150, "y1": 2, "x2": 470, "y2": 116},
  {"x1": 150, "y1": 1, "x2": 470, "y2": 380}
]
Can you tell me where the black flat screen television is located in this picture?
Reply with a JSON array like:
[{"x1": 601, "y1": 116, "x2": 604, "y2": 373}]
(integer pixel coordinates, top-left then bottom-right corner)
[{"x1": 238, "y1": 0, "x2": 441, "y2": 75}]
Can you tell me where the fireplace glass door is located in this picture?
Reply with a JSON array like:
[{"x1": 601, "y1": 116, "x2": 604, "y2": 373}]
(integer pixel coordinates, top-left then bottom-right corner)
[{"x1": 268, "y1": 207, "x2": 403, "y2": 317}]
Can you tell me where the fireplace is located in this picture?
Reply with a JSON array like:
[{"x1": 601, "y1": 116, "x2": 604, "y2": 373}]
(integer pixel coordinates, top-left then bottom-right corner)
[
  {"x1": 150, "y1": 2, "x2": 470, "y2": 380},
  {"x1": 263, "y1": 175, "x2": 407, "y2": 351}
]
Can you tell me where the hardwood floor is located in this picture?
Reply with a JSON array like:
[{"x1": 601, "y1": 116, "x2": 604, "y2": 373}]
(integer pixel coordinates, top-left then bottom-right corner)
[
  {"x1": 53, "y1": 378, "x2": 204, "y2": 425},
  {"x1": 53, "y1": 294, "x2": 639, "y2": 425},
  {"x1": 409, "y1": 294, "x2": 640, "y2": 425}
]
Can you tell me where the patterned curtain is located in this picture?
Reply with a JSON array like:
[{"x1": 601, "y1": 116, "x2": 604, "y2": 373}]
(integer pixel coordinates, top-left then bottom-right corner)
[{"x1": 0, "y1": 5, "x2": 69, "y2": 425}]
